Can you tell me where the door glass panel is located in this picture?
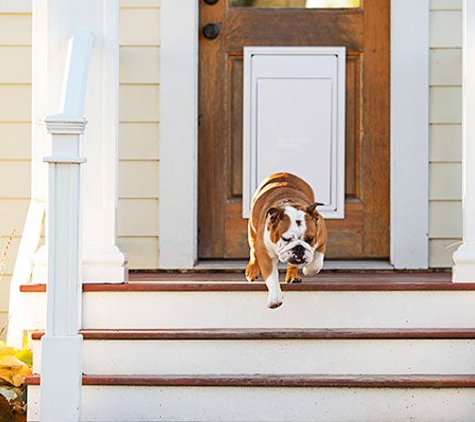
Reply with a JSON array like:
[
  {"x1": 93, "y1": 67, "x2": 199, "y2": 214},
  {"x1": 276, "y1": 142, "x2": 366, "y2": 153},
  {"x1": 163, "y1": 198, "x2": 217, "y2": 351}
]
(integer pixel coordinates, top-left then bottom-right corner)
[{"x1": 230, "y1": 0, "x2": 360, "y2": 8}]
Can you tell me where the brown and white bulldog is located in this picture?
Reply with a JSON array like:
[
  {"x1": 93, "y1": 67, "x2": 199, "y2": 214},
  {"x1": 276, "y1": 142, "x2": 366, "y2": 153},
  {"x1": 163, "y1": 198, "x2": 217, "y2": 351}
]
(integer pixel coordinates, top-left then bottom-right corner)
[{"x1": 245, "y1": 172, "x2": 327, "y2": 309}]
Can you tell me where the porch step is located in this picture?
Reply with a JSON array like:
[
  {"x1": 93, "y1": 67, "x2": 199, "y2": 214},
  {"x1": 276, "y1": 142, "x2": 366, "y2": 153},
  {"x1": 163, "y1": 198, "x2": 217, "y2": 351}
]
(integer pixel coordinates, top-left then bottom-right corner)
[
  {"x1": 30, "y1": 328, "x2": 475, "y2": 375},
  {"x1": 24, "y1": 272, "x2": 475, "y2": 421},
  {"x1": 26, "y1": 374, "x2": 475, "y2": 422},
  {"x1": 20, "y1": 272, "x2": 475, "y2": 330},
  {"x1": 27, "y1": 373, "x2": 475, "y2": 388}
]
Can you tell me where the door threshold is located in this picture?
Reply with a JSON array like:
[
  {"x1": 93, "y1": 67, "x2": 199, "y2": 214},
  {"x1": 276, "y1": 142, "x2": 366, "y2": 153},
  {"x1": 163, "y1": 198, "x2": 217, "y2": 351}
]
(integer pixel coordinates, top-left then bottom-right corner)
[{"x1": 194, "y1": 260, "x2": 395, "y2": 272}]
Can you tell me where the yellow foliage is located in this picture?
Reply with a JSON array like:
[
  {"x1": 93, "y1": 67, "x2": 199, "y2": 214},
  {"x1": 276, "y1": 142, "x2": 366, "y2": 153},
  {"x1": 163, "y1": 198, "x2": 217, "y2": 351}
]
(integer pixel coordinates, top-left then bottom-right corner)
[{"x1": 0, "y1": 347, "x2": 32, "y2": 388}]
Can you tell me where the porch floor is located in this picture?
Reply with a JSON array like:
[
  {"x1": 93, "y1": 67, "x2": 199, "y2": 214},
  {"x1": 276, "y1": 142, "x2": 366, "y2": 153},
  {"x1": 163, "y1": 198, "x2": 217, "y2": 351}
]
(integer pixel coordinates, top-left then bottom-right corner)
[
  {"x1": 128, "y1": 268, "x2": 452, "y2": 285},
  {"x1": 192, "y1": 260, "x2": 395, "y2": 271}
]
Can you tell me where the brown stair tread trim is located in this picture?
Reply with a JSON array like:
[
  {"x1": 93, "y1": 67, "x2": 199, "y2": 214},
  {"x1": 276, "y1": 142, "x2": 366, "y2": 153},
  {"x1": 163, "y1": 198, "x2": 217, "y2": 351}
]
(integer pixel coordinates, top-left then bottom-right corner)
[
  {"x1": 30, "y1": 328, "x2": 475, "y2": 341},
  {"x1": 19, "y1": 272, "x2": 475, "y2": 293},
  {"x1": 26, "y1": 374, "x2": 475, "y2": 388}
]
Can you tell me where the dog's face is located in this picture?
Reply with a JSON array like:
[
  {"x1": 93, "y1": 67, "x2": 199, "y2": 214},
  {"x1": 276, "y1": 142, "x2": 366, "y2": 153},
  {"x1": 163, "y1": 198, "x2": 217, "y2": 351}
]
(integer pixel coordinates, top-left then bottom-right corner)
[{"x1": 264, "y1": 203, "x2": 323, "y2": 266}]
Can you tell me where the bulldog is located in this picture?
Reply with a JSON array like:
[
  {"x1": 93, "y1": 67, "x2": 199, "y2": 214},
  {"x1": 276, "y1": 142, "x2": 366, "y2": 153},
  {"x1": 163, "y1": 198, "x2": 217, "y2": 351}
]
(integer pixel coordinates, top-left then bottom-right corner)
[{"x1": 245, "y1": 172, "x2": 327, "y2": 309}]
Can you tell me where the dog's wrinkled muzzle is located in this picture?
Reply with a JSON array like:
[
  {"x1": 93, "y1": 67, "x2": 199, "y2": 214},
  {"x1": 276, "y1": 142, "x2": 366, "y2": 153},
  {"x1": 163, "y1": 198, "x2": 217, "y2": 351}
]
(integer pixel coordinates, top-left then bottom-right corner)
[{"x1": 279, "y1": 242, "x2": 313, "y2": 266}]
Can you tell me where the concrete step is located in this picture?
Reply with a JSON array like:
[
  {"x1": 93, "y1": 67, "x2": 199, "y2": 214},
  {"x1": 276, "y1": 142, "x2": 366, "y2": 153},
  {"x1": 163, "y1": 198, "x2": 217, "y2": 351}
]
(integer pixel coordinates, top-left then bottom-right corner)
[
  {"x1": 30, "y1": 328, "x2": 475, "y2": 375},
  {"x1": 26, "y1": 374, "x2": 475, "y2": 422}
]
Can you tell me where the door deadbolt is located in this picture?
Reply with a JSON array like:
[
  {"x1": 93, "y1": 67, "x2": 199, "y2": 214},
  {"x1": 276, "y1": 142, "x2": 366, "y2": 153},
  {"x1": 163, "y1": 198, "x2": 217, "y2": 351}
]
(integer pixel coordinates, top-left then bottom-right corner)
[{"x1": 203, "y1": 23, "x2": 220, "y2": 40}]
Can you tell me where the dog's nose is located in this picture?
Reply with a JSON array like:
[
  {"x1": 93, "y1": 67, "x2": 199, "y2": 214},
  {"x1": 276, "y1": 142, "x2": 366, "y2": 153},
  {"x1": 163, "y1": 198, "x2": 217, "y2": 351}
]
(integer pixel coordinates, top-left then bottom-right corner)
[{"x1": 293, "y1": 244, "x2": 305, "y2": 258}]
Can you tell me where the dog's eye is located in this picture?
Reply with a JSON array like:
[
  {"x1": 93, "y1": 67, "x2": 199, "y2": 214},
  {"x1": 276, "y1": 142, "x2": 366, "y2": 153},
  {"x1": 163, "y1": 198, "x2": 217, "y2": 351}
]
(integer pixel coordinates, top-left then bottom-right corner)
[
  {"x1": 305, "y1": 236, "x2": 314, "y2": 244},
  {"x1": 281, "y1": 236, "x2": 291, "y2": 243}
]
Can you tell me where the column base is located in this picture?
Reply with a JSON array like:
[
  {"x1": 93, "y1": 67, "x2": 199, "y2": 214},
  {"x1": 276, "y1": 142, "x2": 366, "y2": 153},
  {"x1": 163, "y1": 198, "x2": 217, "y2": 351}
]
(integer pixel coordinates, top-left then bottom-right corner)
[
  {"x1": 452, "y1": 242, "x2": 475, "y2": 282},
  {"x1": 40, "y1": 334, "x2": 83, "y2": 421},
  {"x1": 32, "y1": 245, "x2": 128, "y2": 284},
  {"x1": 83, "y1": 245, "x2": 128, "y2": 283}
]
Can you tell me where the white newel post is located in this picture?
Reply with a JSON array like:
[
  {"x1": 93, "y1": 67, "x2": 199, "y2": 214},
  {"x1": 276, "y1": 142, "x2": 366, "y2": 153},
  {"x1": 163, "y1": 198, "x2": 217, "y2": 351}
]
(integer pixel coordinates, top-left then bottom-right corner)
[
  {"x1": 453, "y1": 0, "x2": 475, "y2": 282},
  {"x1": 32, "y1": 0, "x2": 126, "y2": 284},
  {"x1": 40, "y1": 118, "x2": 86, "y2": 421},
  {"x1": 39, "y1": 30, "x2": 92, "y2": 422}
]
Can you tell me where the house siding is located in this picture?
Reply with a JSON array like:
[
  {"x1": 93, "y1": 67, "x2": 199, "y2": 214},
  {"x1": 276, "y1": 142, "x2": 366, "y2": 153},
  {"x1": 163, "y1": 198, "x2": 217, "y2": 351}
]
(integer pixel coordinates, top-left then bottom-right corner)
[
  {"x1": 118, "y1": 1, "x2": 160, "y2": 269},
  {"x1": 0, "y1": 9, "x2": 32, "y2": 338},
  {"x1": 429, "y1": 0, "x2": 463, "y2": 267}
]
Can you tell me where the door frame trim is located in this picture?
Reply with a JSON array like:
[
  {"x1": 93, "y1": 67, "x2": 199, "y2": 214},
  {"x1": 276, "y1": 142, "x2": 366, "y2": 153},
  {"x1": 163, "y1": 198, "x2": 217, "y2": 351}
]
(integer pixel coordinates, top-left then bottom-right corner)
[{"x1": 159, "y1": 0, "x2": 429, "y2": 269}]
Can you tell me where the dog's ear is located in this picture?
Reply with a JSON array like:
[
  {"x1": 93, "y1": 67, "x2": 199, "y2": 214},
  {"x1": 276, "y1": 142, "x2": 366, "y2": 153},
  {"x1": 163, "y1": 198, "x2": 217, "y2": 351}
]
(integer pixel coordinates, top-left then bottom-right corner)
[
  {"x1": 306, "y1": 202, "x2": 324, "y2": 220},
  {"x1": 267, "y1": 207, "x2": 284, "y2": 224}
]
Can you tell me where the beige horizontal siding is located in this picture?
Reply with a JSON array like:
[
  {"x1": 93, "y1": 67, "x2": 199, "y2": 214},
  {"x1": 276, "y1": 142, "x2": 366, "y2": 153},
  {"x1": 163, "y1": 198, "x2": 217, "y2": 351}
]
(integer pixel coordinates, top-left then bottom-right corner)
[
  {"x1": 430, "y1": 48, "x2": 462, "y2": 86},
  {"x1": 0, "y1": 2, "x2": 30, "y2": 12},
  {"x1": 429, "y1": 201, "x2": 462, "y2": 238},
  {"x1": 121, "y1": 0, "x2": 160, "y2": 7},
  {"x1": 0, "y1": 86, "x2": 31, "y2": 121},
  {"x1": 119, "y1": 85, "x2": 160, "y2": 122},
  {"x1": 0, "y1": 47, "x2": 31, "y2": 83},
  {"x1": 0, "y1": 9, "x2": 32, "y2": 338},
  {"x1": 430, "y1": 87, "x2": 462, "y2": 124},
  {"x1": 0, "y1": 237, "x2": 19, "y2": 277},
  {"x1": 430, "y1": 10, "x2": 462, "y2": 48},
  {"x1": 119, "y1": 123, "x2": 159, "y2": 160},
  {"x1": 0, "y1": 239, "x2": 22, "y2": 334},
  {"x1": 118, "y1": 161, "x2": 159, "y2": 199},
  {"x1": 0, "y1": 123, "x2": 31, "y2": 159},
  {"x1": 119, "y1": 8, "x2": 160, "y2": 46},
  {"x1": 120, "y1": 47, "x2": 160, "y2": 84},
  {"x1": 429, "y1": 2, "x2": 462, "y2": 268},
  {"x1": 0, "y1": 161, "x2": 30, "y2": 198},
  {"x1": 0, "y1": 313, "x2": 7, "y2": 339},
  {"x1": 118, "y1": 199, "x2": 159, "y2": 237},
  {"x1": 429, "y1": 163, "x2": 462, "y2": 201},
  {"x1": 118, "y1": 4, "x2": 160, "y2": 269},
  {"x1": 429, "y1": 125, "x2": 461, "y2": 163},
  {"x1": 0, "y1": 15, "x2": 31, "y2": 45},
  {"x1": 430, "y1": 0, "x2": 462, "y2": 11},
  {"x1": 0, "y1": 199, "x2": 29, "y2": 235}
]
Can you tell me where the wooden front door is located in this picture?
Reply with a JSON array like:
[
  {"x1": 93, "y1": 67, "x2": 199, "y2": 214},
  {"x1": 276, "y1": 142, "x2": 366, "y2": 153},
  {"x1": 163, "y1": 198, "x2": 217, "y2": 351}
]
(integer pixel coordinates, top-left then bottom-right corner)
[{"x1": 198, "y1": 0, "x2": 390, "y2": 260}]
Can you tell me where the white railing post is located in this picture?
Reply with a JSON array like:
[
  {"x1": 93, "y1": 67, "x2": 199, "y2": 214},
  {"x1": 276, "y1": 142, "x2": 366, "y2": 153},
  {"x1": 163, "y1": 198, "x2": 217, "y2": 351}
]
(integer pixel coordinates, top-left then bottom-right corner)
[
  {"x1": 453, "y1": 0, "x2": 475, "y2": 282},
  {"x1": 39, "y1": 31, "x2": 92, "y2": 422}
]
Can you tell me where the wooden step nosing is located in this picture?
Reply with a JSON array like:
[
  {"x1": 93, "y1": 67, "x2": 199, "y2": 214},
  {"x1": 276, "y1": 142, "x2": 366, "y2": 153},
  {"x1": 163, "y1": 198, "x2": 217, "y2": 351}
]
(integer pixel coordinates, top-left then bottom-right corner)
[
  {"x1": 30, "y1": 328, "x2": 475, "y2": 341},
  {"x1": 20, "y1": 281, "x2": 475, "y2": 293},
  {"x1": 26, "y1": 374, "x2": 475, "y2": 388}
]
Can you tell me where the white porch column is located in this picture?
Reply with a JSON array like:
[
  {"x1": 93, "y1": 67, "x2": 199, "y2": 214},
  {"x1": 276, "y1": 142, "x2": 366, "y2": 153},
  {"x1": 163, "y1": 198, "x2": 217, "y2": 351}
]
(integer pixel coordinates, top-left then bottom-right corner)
[
  {"x1": 453, "y1": 0, "x2": 475, "y2": 282},
  {"x1": 32, "y1": 0, "x2": 126, "y2": 284}
]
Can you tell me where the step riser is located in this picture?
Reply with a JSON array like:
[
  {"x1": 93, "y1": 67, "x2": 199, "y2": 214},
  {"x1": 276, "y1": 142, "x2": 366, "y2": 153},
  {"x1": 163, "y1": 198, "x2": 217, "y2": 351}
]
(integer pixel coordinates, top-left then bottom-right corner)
[
  {"x1": 27, "y1": 385, "x2": 475, "y2": 422},
  {"x1": 22, "y1": 290, "x2": 475, "y2": 329},
  {"x1": 31, "y1": 338, "x2": 475, "y2": 375}
]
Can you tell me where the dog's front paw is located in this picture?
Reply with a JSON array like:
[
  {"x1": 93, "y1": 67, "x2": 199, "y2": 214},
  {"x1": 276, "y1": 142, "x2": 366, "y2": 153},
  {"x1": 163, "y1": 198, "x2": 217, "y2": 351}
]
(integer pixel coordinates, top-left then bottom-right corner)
[
  {"x1": 245, "y1": 262, "x2": 261, "y2": 281},
  {"x1": 267, "y1": 292, "x2": 284, "y2": 309},
  {"x1": 285, "y1": 264, "x2": 301, "y2": 284},
  {"x1": 303, "y1": 252, "x2": 324, "y2": 276},
  {"x1": 285, "y1": 275, "x2": 302, "y2": 284}
]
